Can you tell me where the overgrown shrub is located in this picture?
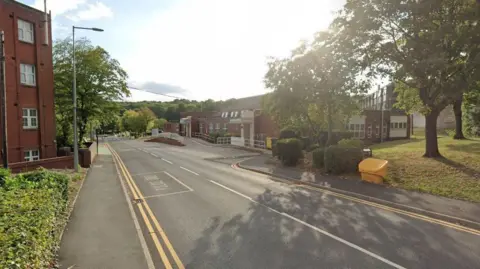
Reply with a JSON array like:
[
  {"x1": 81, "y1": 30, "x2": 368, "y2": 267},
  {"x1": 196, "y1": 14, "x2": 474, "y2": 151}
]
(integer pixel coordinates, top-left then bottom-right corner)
[
  {"x1": 312, "y1": 148, "x2": 325, "y2": 168},
  {"x1": 279, "y1": 128, "x2": 298, "y2": 139},
  {"x1": 338, "y1": 138, "x2": 364, "y2": 149},
  {"x1": 324, "y1": 145, "x2": 363, "y2": 174},
  {"x1": 277, "y1": 138, "x2": 303, "y2": 166},
  {"x1": 0, "y1": 169, "x2": 70, "y2": 268}
]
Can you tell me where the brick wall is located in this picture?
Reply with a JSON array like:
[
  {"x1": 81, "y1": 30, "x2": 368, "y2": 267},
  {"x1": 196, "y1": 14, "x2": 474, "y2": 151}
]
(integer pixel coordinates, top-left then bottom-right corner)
[{"x1": 9, "y1": 156, "x2": 73, "y2": 173}]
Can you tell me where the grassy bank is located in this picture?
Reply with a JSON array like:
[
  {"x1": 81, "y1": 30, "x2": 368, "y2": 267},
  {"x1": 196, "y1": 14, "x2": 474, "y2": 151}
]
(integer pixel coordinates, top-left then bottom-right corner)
[{"x1": 371, "y1": 135, "x2": 480, "y2": 202}]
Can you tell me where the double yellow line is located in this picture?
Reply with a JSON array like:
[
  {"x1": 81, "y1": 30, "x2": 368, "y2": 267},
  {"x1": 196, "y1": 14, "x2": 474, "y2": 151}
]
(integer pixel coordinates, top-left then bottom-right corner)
[
  {"x1": 300, "y1": 185, "x2": 480, "y2": 235},
  {"x1": 107, "y1": 143, "x2": 185, "y2": 269}
]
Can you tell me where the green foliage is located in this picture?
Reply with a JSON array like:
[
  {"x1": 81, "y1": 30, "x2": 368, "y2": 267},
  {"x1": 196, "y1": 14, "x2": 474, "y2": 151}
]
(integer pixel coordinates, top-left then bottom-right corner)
[
  {"x1": 338, "y1": 139, "x2": 364, "y2": 149},
  {"x1": 333, "y1": 0, "x2": 480, "y2": 156},
  {"x1": 307, "y1": 143, "x2": 320, "y2": 152},
  {"x1": 279, "y1": 128, "x2": 298, "y2": 139},
  {"x1": 444, "y1": 129, "x2": 456, "y2": 138},
  {"x1": 153, "y1": 118, "x2": 168, "y2": 129},
  {"x1": 54, "y1": 37, "x2": 129, "y2": 146},
  {"x1": 276, "y1": 138, "x2": 303, "y2": 166},
  {"x1": 0, "y1": 169, "x2": 9, "y2": 187},
  {"x1": 324, "y1": 145, "x2": 363, "y2": 174},
  {"x1": 312, "y1": 148, "x2": 325, "y2": 168},
  {"x1": 0, "y1": 169, "x2": 70, "y2": 268}
]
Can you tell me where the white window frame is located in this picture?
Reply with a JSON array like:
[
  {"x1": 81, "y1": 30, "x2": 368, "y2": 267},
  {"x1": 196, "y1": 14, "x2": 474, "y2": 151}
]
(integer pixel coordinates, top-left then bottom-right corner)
[
  {"x1": 24, "y1": 149, "x2": 40, "y2": 162},
  {"x1": 215, "y1": 123, "x2": 220, "y2": 130},
  {"x1": 20, "y1": 64, "x2": 36, "y2": 86},
  {"x1": 223, "y1": 123, "x2": 228, "y2": 131},
  {"x1": 18, "y1": 19, "x2": 34, "y2": 43},
  {"x1": 22, "y1": 108, "x2": 38, "y2": 129},
  {"x1": 209, "y1": 123, "x2": 213, "y2": 132}
]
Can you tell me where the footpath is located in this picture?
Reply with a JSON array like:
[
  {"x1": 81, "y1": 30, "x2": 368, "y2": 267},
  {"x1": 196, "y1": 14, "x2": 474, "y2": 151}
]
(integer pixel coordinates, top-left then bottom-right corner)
[
  {"x1": 237, "y1": 154, "x2": 480, "y2": 230},
  {"x1": 58, "y1": 144, "x2": 152, "y2": 269}
]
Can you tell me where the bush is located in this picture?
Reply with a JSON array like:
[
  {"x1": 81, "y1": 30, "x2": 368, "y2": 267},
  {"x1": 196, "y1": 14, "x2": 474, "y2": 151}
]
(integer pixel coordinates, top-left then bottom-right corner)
[
  {"x1": 324, "y1": 145, "x2": 363, "y2": 174},
  {"x1": 0, "y1": 188, "x2": 65, "y2": 268},
  {"x1": 0, "y1": 170, "x2": 70, "y2": 268},
  {"x1": 279, "y1": 128, "x2": 298, "y2": 139},
  {"x1": 312, "y1": 148, "x2": 325, "y2": 168},
  {"x1": 338, "y1": 139, "x2": 364, "y2": 149},
  {"x1": 0, "y1": 168, "x2": 9, "y2": 187},
  {"x1": 307, "y1": 143, "x2": 320, "y2": 152},
  {"x1": 317, "y1": 132, "x2": 354, "y2": 146},
  {"x1": 277, "y1": 138, "x2": 303, "y2": 166}
]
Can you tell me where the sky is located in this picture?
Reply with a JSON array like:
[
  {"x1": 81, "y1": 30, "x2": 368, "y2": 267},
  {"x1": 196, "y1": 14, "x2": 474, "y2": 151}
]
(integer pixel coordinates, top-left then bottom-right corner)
[{"x1": 20, "y1": 0, "x2": 346, "y2": 102}]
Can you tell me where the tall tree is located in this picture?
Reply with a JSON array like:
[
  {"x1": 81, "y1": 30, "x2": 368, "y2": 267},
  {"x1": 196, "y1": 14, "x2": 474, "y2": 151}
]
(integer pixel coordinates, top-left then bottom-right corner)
[
  {"x1": 334, "y1": 0, "x2": 480, "y2": 157},
  {"x1": 54, "y1": 37, "x2": 130, "y2": 146},
  {"x1": 264, "y1": 31, "x2": 366, "y2": 144}
]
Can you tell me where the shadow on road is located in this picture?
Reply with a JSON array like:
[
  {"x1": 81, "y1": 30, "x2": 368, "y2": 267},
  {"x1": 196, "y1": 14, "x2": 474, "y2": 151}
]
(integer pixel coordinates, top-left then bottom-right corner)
[{"x1": 187, "y1": 188, "x2": 480, "y2": 269}]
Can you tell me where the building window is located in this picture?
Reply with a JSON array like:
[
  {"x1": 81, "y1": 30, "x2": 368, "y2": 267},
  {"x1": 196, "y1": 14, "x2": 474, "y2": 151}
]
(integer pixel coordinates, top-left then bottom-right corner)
[
  {"x1": 18, "y1": 19, "x2": 34, "y2": 43},
  {"x1": 22, "y1": 108, "x2": 38, "y2": 129},
  {"x1": 20, "y1": 64, "x2": 36, "y2": 86},
  {"x1": 223, "y1": 123, "x2": 227, "y2": 131},
  {"x1": 24, "y1": 149, "x2": 40, "y2": 162},
  {"x1": 209, "y1": 123, "x2": 213, "y2": 132},
  {"x1": 348, "y1": 123, "x2": 365, "y2": 139},
  {"x1": 215, "y1": 123, "x2": 220, "y2": 130},
  {"x1": 391, "y1": 122, "x2": 407, "y2": 129}
]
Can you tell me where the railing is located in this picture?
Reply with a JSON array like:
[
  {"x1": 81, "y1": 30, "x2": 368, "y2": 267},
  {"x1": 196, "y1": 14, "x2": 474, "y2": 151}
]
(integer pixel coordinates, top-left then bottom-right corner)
[
  {"x1": 244, "y1": 139, "x2": 266, "y2": 149},
  {"x1": 216, "y1": 137, "x2": 231, "y2": 145}
]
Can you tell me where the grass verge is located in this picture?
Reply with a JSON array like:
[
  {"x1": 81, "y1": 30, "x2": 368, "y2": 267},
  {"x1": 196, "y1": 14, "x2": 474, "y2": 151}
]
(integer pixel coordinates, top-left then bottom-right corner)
[{"x1": 371, "y1": 135, "x2": 480, "y2": 202}]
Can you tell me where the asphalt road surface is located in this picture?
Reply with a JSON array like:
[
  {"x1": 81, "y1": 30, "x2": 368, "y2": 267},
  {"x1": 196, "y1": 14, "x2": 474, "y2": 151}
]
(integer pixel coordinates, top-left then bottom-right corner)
[{"x1": 108, "y1": 138, "x2": 480, "y2": 269}]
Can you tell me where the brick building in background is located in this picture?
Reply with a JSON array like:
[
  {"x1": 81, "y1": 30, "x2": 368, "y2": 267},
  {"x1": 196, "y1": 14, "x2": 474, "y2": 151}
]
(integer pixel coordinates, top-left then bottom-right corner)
[
  {"x1": 180, "y1": 95, "x2": 279, "y2": 145},
  {"x1": 0, "y1": 0, "x2": 56, "y2": 163}
]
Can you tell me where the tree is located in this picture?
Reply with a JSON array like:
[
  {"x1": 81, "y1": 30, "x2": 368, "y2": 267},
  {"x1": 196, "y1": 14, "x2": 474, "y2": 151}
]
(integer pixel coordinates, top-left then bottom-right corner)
[
  {"x1": 264, "y1": 32, "x2": 366, "y2": 145},
  {"x1": 153, "y1": 118, "x2": 167, "y2": 129},
  {"x1": 54, "y1": 37, "x2": 130, "y2": 146},
  {"x1": 334, "y1": 0, "x2": 480, "y2": 157},
  {"x1": 137, "y1": 107, "x2": 157, "y2": 134}
]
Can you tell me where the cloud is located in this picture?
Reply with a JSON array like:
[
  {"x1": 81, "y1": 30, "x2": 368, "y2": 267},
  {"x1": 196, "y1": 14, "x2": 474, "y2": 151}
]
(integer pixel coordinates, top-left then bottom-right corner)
[
  {"x1": 66, "y1": 2, "x2": 113, "y2": 22},
  {"x1": 129, "y1": 81, "x2": 189, "y2": 97},
  {"x1": 122, "y1": 0, "x2": 345, "y2": 101},
  {"x1": 32, "y1": 0, "x2": 86, "y2": 18}
]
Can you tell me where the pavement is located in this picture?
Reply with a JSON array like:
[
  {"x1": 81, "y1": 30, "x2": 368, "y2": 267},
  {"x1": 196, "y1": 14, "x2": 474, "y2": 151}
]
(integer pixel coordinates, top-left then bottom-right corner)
[
  {"x1": 75, "y1": 138, "x2": 480, "y2": 269},
  {"x1": 237, "y1": 154, "x2": 480, "y2": 229},
  {"x1": 58, "y1": 144, "x2": 152, "y2": 269}
]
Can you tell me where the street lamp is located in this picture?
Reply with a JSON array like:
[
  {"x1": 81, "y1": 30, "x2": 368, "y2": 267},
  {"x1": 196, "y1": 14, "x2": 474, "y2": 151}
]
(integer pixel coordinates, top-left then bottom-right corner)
[{"x1": 72, "y1": 26, "x2": 104, "y2": 172}]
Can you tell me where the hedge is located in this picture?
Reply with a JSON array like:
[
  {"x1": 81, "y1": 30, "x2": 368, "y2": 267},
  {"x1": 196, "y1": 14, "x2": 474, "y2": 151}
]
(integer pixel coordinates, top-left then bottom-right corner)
[
  {"x1": 312, "y1": 148, "x2": 325, "y2": 168},
  {"x1": 324, "y1": 145, "x2": 363, "y2": 174},
  {"x1": 338, "y1": 138, "x2": 364, "y2": 149},
  {"x1": 279, "y1": 128, "x2": 298, "y2": 139},
  {"x1": 0, "y1": 169, "x2": 70, "y2": 268},
  {"x1": 277, "y1": 138, "x2": 303, "y2": 166}
]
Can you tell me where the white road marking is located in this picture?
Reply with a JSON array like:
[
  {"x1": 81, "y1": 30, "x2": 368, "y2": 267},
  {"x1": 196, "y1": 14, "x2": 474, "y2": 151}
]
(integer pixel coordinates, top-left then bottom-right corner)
[
  {"x1": 150, "y1": 153, "x2": 158, "y2": 157},
  {"x1": 130, "y1": 171, "x2": 165, "y2": 177},
  {"x1": 180, "y1": 166, "x2": 199, "y2": 176},
  {"x1": 143, "y1": 190, "x2": 192, "y2": 199},
  {"x1": 161, "y1": 158, "x2": 173, "y2": 164},
  {"x1": 208, "y1": 180, "x2": 256, "y2": 202},
  {"x1": 207, "y1": 179, "x2": 406, "y2": 269},
  {"x1": 164, "y1": 171, "x2": 193, "y2": 191}
]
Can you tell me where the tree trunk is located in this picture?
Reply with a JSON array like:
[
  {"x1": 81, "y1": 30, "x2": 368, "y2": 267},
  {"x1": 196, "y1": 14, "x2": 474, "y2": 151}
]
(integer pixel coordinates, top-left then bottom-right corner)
[
  {"x1": 423, "y1": 110, "x2": 441, "y2": 158},
  {"x1": 453, "y1": 98, "x2": 465, "y2": 139},
  {"x1": 326, "y1": 104, "x2": 334, "y2": 146}
]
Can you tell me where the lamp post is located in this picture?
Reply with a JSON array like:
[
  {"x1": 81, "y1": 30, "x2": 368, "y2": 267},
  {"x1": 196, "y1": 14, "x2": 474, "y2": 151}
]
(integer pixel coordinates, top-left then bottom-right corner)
[{"x1": 72, "y1": 26, "x2": 103, "y2": 172}]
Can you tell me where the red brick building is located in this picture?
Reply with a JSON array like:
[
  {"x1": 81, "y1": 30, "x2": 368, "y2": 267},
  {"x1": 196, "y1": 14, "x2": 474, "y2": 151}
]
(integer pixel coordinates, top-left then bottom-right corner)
[
  {"x1": 180, "y1": 95, "x2": 279, "y2": 145},
  {"x1": 0, "y1": 0, "x2": 56, "y2": 163}
]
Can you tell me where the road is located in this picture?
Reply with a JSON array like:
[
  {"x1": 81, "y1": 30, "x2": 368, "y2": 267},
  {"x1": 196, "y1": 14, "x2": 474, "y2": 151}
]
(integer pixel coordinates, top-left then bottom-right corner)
[{"x1": 108, "y1": 138, "x2": 480, "y2": 269}]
